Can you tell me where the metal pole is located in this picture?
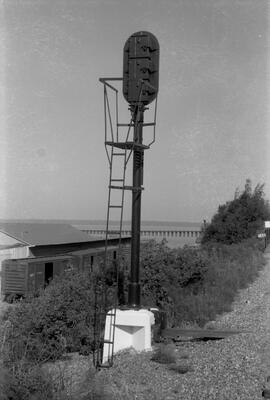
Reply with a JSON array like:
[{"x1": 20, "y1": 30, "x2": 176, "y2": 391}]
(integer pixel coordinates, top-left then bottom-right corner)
[{"x1": 128, "y1": 105, "x2": 144, "y2": 308}]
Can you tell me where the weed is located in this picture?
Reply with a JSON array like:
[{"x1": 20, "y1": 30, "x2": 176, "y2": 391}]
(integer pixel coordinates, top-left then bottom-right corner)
[
  {"x1": 151, "y1": 344, "x2": 177, "y2": 364},
  {"x1": 0, "y1": 362, "x2": 54, "y2": 400},
  {"x1": 178, "y1": 352, "x2": 189, "y2": 359}
]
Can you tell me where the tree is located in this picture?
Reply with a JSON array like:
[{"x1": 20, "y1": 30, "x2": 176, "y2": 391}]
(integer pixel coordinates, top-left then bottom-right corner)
[{"x1": 201, "y1": 179, "x2": 270, "y2": 245}]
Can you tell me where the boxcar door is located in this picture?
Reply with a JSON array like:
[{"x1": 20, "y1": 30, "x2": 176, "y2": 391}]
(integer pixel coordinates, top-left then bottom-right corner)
[
  {"x1": 44, "y1": 262, "x2": 53, "y2": 285},
  {"x1": 35, "y1": 263, "x2": 45, "y2": 290},
  {"x1": 2, "y1": 260, "x2": 27, "y2": 297}
]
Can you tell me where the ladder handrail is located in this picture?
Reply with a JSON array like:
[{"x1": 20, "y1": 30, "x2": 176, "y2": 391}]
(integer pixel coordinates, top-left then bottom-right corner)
[{"x1": 94, "y1": 144, "x2": 128, "y2": 368}]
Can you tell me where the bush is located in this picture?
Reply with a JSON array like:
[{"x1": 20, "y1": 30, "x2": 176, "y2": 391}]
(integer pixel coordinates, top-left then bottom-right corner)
[
  {"x1": 140, "y1": 240, "x2": 208, "y2": 325},
  {"x1": 201, "y1": 180, "x2": 270, "y2": 244},
  {"x1": 139, "y1": 237, "x2": 265, "y2": 327},
  {"x1": 2, "y1": 269, "x2": 97, "y2": 365},
  {"x1": 171, "y1": 246, "x2": 208, "y2": 289},
  {"x1": 140, "y1": 240, "x2": 174, "y2": 308},
  {"x1": 0, "y1": 267, "x2": 119, "y2": 399}
]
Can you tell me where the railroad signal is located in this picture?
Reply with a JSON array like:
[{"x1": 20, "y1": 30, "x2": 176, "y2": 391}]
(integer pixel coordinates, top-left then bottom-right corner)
[
  {"x1": 123, "y1": 31, "x2": 159, "y2": 105},
  {"x1": 97, "y1": 31, "x2": 160, "y2": 368}
]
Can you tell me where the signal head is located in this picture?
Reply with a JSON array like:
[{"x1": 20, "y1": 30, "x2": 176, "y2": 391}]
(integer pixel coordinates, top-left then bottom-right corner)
[{"x1": 123, "y1": 31, "x2": 159, "y2": 106}]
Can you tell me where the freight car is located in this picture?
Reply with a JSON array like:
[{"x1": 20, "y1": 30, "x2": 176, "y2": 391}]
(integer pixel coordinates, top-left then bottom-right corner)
[
  {"x1": 1, "y1": 254, "x2": 79, "y2": 300},
  {"x1": 1, "y1": 245, "x2": 127, "y2": 300}
]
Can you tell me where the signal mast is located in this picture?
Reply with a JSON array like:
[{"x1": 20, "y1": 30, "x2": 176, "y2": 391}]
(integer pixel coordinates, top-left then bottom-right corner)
[{"x1": 95, "y1": 31, "x2": 159, "y2": 368}]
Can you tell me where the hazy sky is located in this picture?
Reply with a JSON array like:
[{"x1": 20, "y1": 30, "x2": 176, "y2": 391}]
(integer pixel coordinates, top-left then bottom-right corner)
[{"x1": 0, "y1": 0, "x2": 269, "y2": 222}]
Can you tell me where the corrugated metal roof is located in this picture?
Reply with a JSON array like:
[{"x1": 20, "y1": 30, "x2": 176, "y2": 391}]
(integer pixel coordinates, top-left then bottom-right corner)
[{"x1": 0, "y1": 222, "x2": 98, "y2": 246}]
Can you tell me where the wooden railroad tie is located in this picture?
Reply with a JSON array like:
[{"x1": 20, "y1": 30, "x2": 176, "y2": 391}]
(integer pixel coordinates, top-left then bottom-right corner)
[{"x1": 160, "y1": 327, "x2": 250, "y2": 341}]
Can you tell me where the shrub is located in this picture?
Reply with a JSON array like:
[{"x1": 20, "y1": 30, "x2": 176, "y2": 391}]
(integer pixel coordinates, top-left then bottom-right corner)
[
  {"x1": 140, "y1": 240, "x2": 208, "y2": 325},
  {"x1": 2, "y1": 269, "x2": 97, "y2": 365},
  {"x1": 0, "y1": 266, "x2": 119, "y2": 399},
  {"x1": 171, "y1": 246, "x2": 208, "y2": 289},
  {"x1": 201, "y1": 180, "x2": 270, "y2": 245}
]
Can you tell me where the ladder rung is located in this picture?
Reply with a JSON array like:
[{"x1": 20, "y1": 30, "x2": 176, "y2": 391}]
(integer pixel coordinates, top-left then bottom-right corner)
[
  {"x1": 112, "y1": 152, "x2": 125, "y2": 156},
  {"x1": 109, "y1": 185, "x2": 144, "y2": 191},
  {"x1": 109, "y1": 185, "x2": 124, "y2": 190},
  {"x1": 111, "y1": 179, "x2": 124, "y2": 182},
  {"x1": 109, "y1": 205, "x2": 122, "y2": 208},
  {"x1": 117, "y1": 123, "x2": 134, "y2": 127}
]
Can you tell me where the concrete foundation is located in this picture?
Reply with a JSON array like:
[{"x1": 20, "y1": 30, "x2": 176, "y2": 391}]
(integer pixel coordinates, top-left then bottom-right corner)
[{"x1": 102, "y1": 308, "x2": 155, "y2": 364}]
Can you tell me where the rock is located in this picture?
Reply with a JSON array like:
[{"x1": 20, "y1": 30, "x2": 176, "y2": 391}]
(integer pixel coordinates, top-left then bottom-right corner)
[{"x1": 262, "y1": 388, "x2": 270, "y2": 398}]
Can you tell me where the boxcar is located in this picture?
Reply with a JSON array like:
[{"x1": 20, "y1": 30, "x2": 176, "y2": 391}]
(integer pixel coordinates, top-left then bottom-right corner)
[
  {"x1": 1, "y1": 244, "x2": 129, "y2": 300},
  {"x1": 1, "y1": 254, "x2": 79, "y2": 300}
]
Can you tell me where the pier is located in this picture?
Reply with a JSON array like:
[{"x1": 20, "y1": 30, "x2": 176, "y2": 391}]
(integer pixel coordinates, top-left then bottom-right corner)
[{"x1": 81, "y1": 228, "x2": 202, "y2": 239}]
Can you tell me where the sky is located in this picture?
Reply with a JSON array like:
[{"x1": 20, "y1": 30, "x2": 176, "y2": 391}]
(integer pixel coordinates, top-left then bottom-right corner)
[{"x1": 0, "y1": 0, "x2": 269, "y2": 223}]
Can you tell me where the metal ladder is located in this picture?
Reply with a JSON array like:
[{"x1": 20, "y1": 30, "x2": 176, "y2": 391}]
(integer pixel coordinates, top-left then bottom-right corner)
[
  {"x1": 93, "y1": 132, "x2": 133, "y2": 368},
  {"x1": 93, "y1": 140, "x2": 149, "y2": 368}
]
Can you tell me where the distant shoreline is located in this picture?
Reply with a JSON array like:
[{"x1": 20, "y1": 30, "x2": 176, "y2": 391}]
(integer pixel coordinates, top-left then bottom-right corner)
[{"x1": 0, "y1": 219, "x2": 202, "y2": 228}]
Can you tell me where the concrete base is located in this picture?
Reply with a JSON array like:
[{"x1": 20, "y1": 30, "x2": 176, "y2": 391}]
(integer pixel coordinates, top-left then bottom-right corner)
[{"x1": 102, "y1": 308, "x2": 155, "y2": 364}]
